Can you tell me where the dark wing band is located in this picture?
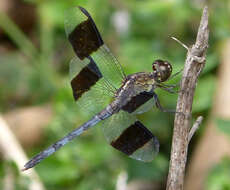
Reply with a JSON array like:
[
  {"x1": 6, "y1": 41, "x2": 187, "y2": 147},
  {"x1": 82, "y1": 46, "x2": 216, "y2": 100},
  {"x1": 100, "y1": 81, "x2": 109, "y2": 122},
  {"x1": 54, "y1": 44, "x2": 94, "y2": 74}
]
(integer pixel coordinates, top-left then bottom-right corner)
[
  {"x1": 65, "y1": 6, "x2": 103, "y2": 60},
  {"x1": 65, "y1": 6, "x2": 125, "y2": 103},
  {"x1": 102, "y1": 110, "x2": 159, "y2": 162},
  {"x1": 111, "y1": 121, "x2": 155, "y2": 155},
  {"x1": 122, "y1": 91, "x2": 154, "y2": 113},
  {"x1": 70, "y1": 57, "x2": 102, "y2": 100}
]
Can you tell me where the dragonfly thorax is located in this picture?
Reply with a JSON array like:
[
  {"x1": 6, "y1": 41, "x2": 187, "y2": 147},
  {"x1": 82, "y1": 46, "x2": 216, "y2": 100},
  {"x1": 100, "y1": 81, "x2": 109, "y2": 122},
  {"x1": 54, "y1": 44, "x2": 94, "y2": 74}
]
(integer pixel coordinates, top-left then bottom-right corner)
[
  {"x1": 113, "y1": 72, "x2": 156, "y2": 106},
  {"x1": 118, "y1": 72, "x2": 156, "y2": 93}
]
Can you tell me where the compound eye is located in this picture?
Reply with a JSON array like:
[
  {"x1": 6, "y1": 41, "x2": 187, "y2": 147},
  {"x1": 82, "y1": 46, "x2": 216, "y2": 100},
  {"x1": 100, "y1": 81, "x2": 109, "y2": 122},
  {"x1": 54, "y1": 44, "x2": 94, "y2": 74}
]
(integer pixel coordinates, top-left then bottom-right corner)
[{"x1": 152, "y1": 59, "x2": 172, "y2": 82}]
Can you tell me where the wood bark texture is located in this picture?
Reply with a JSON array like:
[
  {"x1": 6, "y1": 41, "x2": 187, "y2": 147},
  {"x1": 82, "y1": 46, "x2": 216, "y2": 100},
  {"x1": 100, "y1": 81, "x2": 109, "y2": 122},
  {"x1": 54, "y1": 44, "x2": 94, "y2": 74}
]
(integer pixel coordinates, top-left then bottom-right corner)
[
  {"x1": 166, "y1": 6, "x2": 209, "y2": 190},
  {"x1": 184, "y1": 39, "x2": 230, "y2": 190}
]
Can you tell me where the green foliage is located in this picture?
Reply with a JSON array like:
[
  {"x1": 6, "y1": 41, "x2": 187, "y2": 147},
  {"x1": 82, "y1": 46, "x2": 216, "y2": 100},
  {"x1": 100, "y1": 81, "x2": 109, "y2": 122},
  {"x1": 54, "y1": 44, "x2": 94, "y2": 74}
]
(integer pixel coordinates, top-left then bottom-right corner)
[
  {"x1": 0, "y1": 0, "x2": 229, "y2": 189},
  {"x1": 205, "y1": 158, "x2": 230, "y2": 190},
  {"x1": 193, "y1": 75, "x2": 216, "y2": 112},
  {"x1": 0, "y1": 161, "x2": 30, "y2": 190},
  {"x1": 127, "y1": 154, "x2": 168, "y2": 180},
  {"x1": 0, "y1": 12, "x2": 38, "y2": 59},
  {"x1": 216, "y1": 118, "x2": 230, "y2": 137}
]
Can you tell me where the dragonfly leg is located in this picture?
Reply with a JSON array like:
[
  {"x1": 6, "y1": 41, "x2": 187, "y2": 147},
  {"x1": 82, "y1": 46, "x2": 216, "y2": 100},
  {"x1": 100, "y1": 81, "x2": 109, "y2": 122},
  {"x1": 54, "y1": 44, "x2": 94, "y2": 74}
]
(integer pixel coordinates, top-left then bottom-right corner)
[
  {"x1": 153, "y1": 92, "x2": 176, "y2": 113},
  {"x1": 153, "y1": 92, "x2": 187, "y2": 117},
  {"x1": 158, "y1": 85, "x2": 179, "y2": 94},
  {"x1": 168, "y1": 68, "x2": 183, "y2": 80},
  {"x1": 157, "y1": 82, "x2": 181, "y2": 94}
]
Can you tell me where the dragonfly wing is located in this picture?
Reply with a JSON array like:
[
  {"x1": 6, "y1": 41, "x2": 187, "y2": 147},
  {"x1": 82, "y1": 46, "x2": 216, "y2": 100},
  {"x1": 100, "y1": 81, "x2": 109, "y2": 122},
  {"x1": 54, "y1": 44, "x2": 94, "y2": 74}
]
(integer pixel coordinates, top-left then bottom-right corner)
[
  {"x1": 90, "y1": 44, "x2": 125, "y2": 89},
  {"x1": 102, "y1": 110, "x2": 159, "y2": 162},
  {"x1": 131, "y1": 99, "x2": 155, "y2": 115},
  {"x1": 69, "y1": 56, "x2": 114, "y2": 116},
  {"x1": 65, "y1": 6, "x2": 125, "y2": 89},
  {"x1": 121, "y1": 91, "x2": 155, "y2": 115}
]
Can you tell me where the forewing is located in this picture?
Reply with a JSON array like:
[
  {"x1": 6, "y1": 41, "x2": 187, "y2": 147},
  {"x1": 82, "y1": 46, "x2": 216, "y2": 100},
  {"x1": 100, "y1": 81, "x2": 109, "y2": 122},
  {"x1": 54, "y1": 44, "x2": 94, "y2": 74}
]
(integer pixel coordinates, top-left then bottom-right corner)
[
  {"x1": 102, "y1": 110, "x2": 159, "y2": 162},
  {"x1": 91, "y1": 44, "x2": 125, "y2": 89},
  {"x1": 65, "y1": 6, "x2": 125, "y2": 90},
  {"x1": 64, "y1": 6, "x2": 103, "y2": 59}
]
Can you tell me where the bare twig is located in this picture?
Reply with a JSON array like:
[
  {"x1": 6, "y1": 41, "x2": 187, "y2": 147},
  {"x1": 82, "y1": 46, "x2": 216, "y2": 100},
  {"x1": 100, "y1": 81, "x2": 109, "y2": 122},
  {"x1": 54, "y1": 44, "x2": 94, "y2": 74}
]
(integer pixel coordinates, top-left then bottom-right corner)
[
  {"x1": 188, "y1": 116, "x2": 203, "y2": 143},
  {"x1": 166, "y1": 6, "x2": 209, "y2": 190},
  {"x1": 0, "y1": 115, "x2": 45, "y2": 190},
  {"x1": 171, "y1": 37, "x2": 189, "y2": 51},
  {"x1": 185, "y1": 39, "x2": 230, "y2": 190},
  {"x1": 116, "y1": 171, "x2": 128, "y2": 190}
]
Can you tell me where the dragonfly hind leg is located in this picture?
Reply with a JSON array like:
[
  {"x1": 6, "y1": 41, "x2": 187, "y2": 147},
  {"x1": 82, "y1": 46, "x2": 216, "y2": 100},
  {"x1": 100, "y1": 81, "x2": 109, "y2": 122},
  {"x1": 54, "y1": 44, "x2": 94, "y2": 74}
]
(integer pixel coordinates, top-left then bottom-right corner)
[{"x1": 153, "y1": 92, "x2": 176, "y2": 113}]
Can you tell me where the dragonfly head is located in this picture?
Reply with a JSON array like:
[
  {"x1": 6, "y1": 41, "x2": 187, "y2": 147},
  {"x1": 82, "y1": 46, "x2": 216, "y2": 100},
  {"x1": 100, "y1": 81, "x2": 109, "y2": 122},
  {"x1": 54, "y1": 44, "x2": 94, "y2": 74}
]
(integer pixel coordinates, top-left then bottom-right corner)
[{"x1": 152, "y1": 59, "x2": 172, "y2": 82}]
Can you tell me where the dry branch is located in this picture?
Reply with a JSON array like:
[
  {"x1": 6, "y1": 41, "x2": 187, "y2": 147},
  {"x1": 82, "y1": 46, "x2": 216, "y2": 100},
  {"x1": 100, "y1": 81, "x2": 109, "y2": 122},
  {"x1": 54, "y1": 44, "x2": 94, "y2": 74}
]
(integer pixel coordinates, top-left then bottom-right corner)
[
  {"x1": 184, "y1": 39, "x2": 230, "y2": 190},
  {"x1": 0, "y1": 115, "x2": 45, "y2": 190},
  {"x1": 166, "y1": 6, "x2": 209, "y2": 190},
  {"x1": 188, "y1": 116, "x2": 203, "y2": 143}
]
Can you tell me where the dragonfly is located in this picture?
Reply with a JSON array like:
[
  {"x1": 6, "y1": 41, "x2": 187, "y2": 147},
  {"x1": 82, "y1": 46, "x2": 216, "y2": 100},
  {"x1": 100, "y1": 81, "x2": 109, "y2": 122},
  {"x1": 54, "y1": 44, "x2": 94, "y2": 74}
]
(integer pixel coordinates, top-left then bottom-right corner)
[{"x1": 23, "y1": 6, "x2": 178, "y2": 171}]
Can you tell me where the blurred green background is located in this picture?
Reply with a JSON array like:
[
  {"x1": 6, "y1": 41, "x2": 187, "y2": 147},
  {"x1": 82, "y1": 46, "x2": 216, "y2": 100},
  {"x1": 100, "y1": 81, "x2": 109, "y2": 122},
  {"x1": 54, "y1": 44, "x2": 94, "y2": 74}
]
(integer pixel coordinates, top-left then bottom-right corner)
[{"x1": 0, "y1": 0, "x2": 230, "y2": 190}]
